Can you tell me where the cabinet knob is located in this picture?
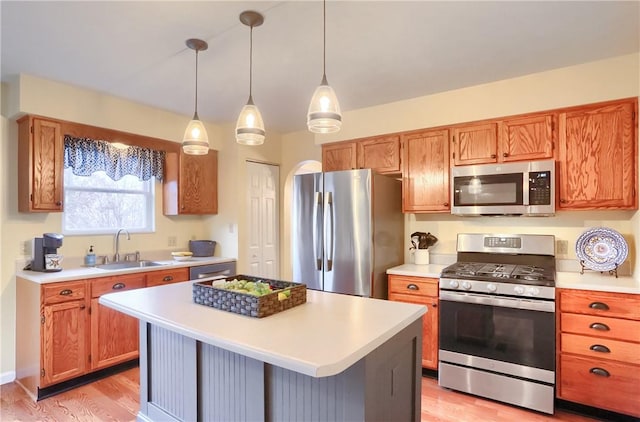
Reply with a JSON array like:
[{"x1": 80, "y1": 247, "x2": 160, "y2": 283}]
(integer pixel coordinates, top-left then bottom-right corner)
[
  {"x1": 589, "y1": 322, "x2": 610, "y2": 331},
  {"x1": 56, "y1": 201, "x2": 62, "y2": 206},
  {"x1": 589, "y1": 302, "x2": 610, "y2": 311},
  {"x1": 163, "y1": 276, "x2": 174, "y2": 282},
  {"x1": 406, "y1": 284, "x2": 419, "y2": 290},
  {"x1": 79, "y1": 304, "x2": 86, "y2": 310},
  {"x1": 589, "y1": 367, "x2": 610, "y2": 377},
  {"x1": 432, "y1": 302, "x2": 437, "y2": 308},
  {"x1": 443, "y1": 202, "x2": 449, "y2": 207},
  {"x1": 112, "y1": 282, "x2": 126, "y2": 290},
  {"x1": 589, "y1": 344, "x2": 611, "y2": 353},
  {"x1": 59, "y1": 289, "x2": 72, "y2": 296},
  {"x1": 503, "y1": 153, "x2": 508, "y2": 157},
  {"x1": 490, "y1": 154, "x2": 496, "y2": 159}
]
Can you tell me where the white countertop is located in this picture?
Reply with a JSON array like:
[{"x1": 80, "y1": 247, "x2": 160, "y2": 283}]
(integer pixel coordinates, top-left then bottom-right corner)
[
  {"x1": 386, "y1": 264, "x2": 447, "y2": 278},
  {"x1": 99, "y1": 281, "x2": 427, "y2": 378},
  {"x1": 16, "y1": 257, "x2": 236, "y2": 284},
  {"x1": 386, "y1": 264, "x2": 639, "y2": 294}
]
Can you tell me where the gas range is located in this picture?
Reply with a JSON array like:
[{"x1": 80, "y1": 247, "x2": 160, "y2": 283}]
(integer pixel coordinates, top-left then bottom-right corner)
[{"x1": 439, "y1": 233, "x2": 556, "y2": 300}]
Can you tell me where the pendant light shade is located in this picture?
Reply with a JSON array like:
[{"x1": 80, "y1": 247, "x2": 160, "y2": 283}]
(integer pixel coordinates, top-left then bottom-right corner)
[
  {"x1": 182, "y1": 38, "x2": 209, "y2": 155},
  {"x1": 308, "y1": 0, "x2": 342, "y2": 133},
  {"x1": 236, "y1": 11, "x2": 265, "y2": 146}
]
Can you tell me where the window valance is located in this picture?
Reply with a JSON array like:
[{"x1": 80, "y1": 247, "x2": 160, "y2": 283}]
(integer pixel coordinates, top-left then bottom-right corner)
[{"x1": 63, "y1": 135, "x2": 165, "y2": 181}]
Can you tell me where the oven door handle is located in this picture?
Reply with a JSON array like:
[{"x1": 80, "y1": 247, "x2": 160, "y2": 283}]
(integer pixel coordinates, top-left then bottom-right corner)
[{"x1": 439, "y1": 291, "x2": 555, "y2": 313}]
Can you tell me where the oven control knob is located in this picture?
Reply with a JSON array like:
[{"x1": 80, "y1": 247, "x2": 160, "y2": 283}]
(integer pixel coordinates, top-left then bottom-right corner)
[
  {"x1": 448, "y1": 280, "x2": 459, "y2": 289},
  {"x1": 461, "y1": 281, "x2": 472, "y2": 290},
  {"x1": 487, "y1": 283, "x2": 497, "y2": 292},
  {"x1": 514, "y1": 286, "x2": 525, "y2": 295},
  {"x1": 527, "y1": 287, "x2": 540, "y2": 296}
]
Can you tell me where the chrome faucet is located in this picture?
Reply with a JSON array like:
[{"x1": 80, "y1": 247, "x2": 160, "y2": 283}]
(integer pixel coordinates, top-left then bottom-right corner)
[{"x1": 114, "y1": 228, "x2": 131, "y2": 262}]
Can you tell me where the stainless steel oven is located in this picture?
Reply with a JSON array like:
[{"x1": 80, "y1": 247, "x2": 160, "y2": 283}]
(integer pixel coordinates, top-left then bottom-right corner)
[{"x1": 438, "y1": 233, "x2": 556, "y2": 414}]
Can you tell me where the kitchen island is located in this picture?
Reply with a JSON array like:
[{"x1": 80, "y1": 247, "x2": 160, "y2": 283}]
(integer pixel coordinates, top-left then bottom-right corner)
[{"x1": 100, "y1": 280, "x2": 426, "y2": 422}]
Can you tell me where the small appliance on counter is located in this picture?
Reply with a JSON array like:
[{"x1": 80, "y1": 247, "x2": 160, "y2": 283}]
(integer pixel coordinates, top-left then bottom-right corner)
[{"x1": 30, "y1": 233, "x2": 64, "y2": 272}]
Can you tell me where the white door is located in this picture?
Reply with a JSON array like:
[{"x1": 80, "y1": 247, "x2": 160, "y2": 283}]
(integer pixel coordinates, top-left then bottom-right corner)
[{"x1": 247, "y1": 161, "x2": 279, "y2": 278}]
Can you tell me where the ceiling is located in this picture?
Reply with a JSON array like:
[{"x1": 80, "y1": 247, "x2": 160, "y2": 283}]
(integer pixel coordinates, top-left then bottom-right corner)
[{"x1": 2, "y1": 1, "x2": 638, "y2": 134}]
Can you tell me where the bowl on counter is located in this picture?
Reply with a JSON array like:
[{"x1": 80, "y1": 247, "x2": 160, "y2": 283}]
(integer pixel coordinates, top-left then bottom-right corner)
[{"x1": 171, "y1": 251, "x2": 193, "y2": 262}]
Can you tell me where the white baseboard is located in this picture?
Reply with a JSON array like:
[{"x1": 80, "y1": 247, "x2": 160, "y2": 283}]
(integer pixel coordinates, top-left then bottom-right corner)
[{"x1": 1, "y1": 370, "x2": 16, "y2": 385}]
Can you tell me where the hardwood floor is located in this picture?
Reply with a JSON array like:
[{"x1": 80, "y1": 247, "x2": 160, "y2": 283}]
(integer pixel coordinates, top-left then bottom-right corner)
[{"x1": 1, "y1": 368, "x2": 604, "y2": 421}]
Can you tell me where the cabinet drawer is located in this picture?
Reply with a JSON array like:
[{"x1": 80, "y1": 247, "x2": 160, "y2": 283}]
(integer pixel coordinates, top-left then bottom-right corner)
[
  {"x1": 91, "y1": 274, "x2": 146, "y2": 298},
  {"x1": 388, "y1": 275, "x2": 438, "y2": 297},
  {"x1": 146, "y1": 268, "x2": 189, "y2": 287},
  {"x1": 561, "y1": 313, "x2": 640, "y2": 343},
  {"x1": 43, "y1": 281, "x2": 86, "y2": 305},
  {"x1": 559, "y1": 290, "x2": 640, "y2": 320},
  {"x1": 561, "y1": 333, "x2": 640, "y2": 365},
  {"x1": 559, "y1": 354, "x2": 640, "y2": 417}
]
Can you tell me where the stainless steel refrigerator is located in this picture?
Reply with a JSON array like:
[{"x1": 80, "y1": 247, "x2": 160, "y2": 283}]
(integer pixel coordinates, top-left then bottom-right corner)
[{"x1": 292, "y1": 169, "x2": 404, "y2": 298}]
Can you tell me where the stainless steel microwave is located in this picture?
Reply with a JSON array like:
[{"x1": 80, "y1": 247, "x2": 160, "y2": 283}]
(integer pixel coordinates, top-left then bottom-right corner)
[{"x1": 451, "y1": 160, "x2": 555, "y2": 216}]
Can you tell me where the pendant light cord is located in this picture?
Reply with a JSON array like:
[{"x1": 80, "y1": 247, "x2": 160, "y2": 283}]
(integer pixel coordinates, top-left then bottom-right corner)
[
  {"x1": 194, "y1": 49, "x2": 199, "y2": 118},
  {"x1": 249, "y1": 25, "x2": 254, "y2": 100},
  {"x1": 322, "y1": 0, "x2": 326, "y2": 78}
]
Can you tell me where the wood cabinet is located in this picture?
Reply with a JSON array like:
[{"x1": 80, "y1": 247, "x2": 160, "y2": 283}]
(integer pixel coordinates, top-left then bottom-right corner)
[
  {"x1": 451, "y1": 122, "x2": 498, "y2": 166},
  {"x1": 558, "y1": 99, "x2": 638, "y2": 210},
  {"x1": 452, "y1": 113, "x2": 555, "y2": 166},
  {"x1": 164, "y1": 150, "x2": 218, "y2": 215},
  {"x1": 90, "y1": 274, "x2": 145, "y2": 371},
  {"x1": 321, "y1": 135, "x2": 401, "y2": 174},
  {"x1": 41, "y1": 281, "x2": 88, "y2": 386},
  {"x1": 388, "y1": 275, "x2": 439, "y2": 369},
  {"x1": 17, "y1": 115, "x2": 64, "y2": 212},
  {"x1": 322, "y1": 141, "x2": 357, "y2": 172},
  {"x1": 401, "y1": 129, "x2": 450, "y2": 213},
  {"x1": 146, "y1": 267, "x2": 189, "y2": 287},
  {"x1": 557, "y1": 289, "x2": 640, "y2": 417}
]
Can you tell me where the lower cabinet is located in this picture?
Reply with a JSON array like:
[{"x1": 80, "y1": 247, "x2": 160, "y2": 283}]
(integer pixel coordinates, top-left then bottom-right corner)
[
  {"x1": 90, "y1": 274, "x2": 145, "y2": 370},
  {"x1": 41, "y1": 281, "x2": 88, "y2": 386},
  {"x1": 388, "y1": 275, "x2": 439, "y2": 369},
  {"x1": 17, "y1": 267, "x2": 193, "y2": 398},
  {"x1": 557, "y1": 289, "x2": 640, "y2": 418}
]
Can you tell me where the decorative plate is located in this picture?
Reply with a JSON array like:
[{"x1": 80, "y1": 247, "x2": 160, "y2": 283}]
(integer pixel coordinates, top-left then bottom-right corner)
[{"x1": 575, "y1": 227, "x2": 628, "y2": 272}]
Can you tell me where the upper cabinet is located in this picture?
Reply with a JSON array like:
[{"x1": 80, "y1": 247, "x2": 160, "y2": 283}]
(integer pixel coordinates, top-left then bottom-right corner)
[
  {"x1": 18, "y1": 116, "x2": 64, "y2": 212},
  {"x1": 452, "y1": 113, "x2": 555, "y2": 166},
  {"x1": 558, "y1": 98, "x2": 637, "y2": 210},
  {"x1": 322, "y1": 134, "x2": 401, "y2": 174},
  {"x1": 163, "y1": 150, "x2": 218, "y2": 215},
  {"x1": 451, "y1": 122, "x2": 498, "y2": 166},
  {"x1": 499, "y1": 113, "x2": 555, "y2": 162},
  {"x1": 401, "y1": 129, "x2": 450, "y2": 213},
  {"x1": 322, "y1": 142, "x2": 357, "y2": 172}
]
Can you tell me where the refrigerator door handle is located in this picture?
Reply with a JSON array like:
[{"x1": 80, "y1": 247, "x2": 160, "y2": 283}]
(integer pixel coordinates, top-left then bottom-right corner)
[
  {"x1": 325, "y1": 191, "x2": 334, "y2": 271},
  {"x1": 313, "y1": 192, "x2": 323, "y2": 271}
]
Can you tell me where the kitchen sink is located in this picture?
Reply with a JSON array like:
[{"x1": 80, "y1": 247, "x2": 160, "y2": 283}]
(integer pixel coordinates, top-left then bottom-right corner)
[{"x1": 95, "y1": 260, "x2": 165, "y2": 271}]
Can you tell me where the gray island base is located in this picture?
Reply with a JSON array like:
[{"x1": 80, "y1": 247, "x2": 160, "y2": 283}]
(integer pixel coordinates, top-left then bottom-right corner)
[{"x1": 99, "y1": 281, "x2": 426, "y2": 422}]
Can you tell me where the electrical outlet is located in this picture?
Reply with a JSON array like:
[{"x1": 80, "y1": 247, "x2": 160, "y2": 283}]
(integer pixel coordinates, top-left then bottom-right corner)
[
  {"x1": 168, "y1": 236, "x2": 177, "y2": 247},
  {"x1": 556, "y1": 240, "x2": 568, "y2": 255},
  {"x1": 21, "y1": 240, "x2": 29, "y2": 255}
]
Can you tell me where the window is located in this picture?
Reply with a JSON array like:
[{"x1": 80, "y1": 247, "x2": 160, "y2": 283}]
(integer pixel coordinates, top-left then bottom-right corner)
[{"x1": 63, "y1": 168, "x2": 155, "y2": 235}]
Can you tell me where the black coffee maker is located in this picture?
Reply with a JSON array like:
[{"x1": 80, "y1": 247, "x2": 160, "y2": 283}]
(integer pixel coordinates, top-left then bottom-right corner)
[{"x1": 31, "y1": 233, "x2": 64, "y2": 272}]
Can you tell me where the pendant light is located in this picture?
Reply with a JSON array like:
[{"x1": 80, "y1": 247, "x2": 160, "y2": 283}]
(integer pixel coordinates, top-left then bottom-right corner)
[
  {"x1": 307, "y1": 0, "x2": 342, "y2": 133},
  {"x1": 236, "y1": 11, "x2": 266, "y2": 146},
  {"x1": 182, "y1": 38, "x2": 209, "y2": 155}
]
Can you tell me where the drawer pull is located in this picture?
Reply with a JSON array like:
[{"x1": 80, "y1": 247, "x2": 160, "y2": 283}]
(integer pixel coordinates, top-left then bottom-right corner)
[
  {"x1": 59, "y1": 289, "x2": 73, "y2": 296},
  {"x1": 590, "y1": 344, "x2": 611, "y2": 353},
  {"x1": 589, "y1": 302, "x2": 609, "y2": 311},
  {"x1": 589, "y1": 322, "x2": 610, "y2": 331},
  {"x1": 406, "y1": 284, "x2": 419, "y2": 290},
  {"x1": 589, "y1": 367, "x2": 610, "y2": 377},
  {"x1": 112, "y1": 282, "x2": 126, "y2": 290},
  {"x1": 163, "y1": 276, "x2": 174, "y2": 282}
]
